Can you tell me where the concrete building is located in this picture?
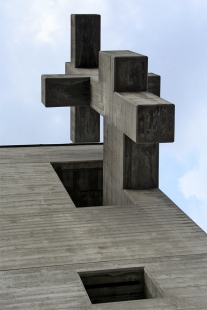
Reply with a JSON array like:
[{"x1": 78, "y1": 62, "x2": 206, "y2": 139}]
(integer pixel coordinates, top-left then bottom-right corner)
[{"x1": 0, "y1": 14, "x2": 207, "y2": 309}]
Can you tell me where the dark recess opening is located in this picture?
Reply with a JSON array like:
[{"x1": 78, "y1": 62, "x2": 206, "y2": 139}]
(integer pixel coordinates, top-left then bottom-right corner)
[
  {"x1": 79, "y1": 267, "x2": 163, "y2": 304},
  {"x1": 52, "y1": 161, "x2": 103, "y2": 207}
]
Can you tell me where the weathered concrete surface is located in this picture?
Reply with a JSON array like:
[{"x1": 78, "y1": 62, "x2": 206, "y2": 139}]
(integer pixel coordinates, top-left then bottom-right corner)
[
  {"x1": 113, "y1": 91, "x2": 174, "y2": 144},
  {"x1": 90, "y1": 75, "x2": 104, "y2": 116},
  {"x1": 148, "y1": 73, "x2": 161, "y2": 97},
  {"x1": 124, "y1": 137, "x2": 158, "y2": 189},
  {"x1": 70, "y1": 106, "x2": 100, "y2": 142},
  {"x1": 114, "y1": 53, "x2": 148, "y2": 92},
  {"x1": 64, "y1": 65, "x2": 101, "y2": 142},
  {"x1": 5, "y1": 14, "x2": 205, "y2": 309},
  {"x1": 41, "y1": 15, "x2": 174, "y2": 202},
  {"x1": 41, "y1": 75, "x2": 91, "y2": 107},
  {"x1": 0, "y1": 145, "x2": 206, "y2": 309},
  {"x1": 71, "y1": 14, "x2": 100, "y2": 69},
  {"x1": 0, "y1": 144, "x2": 103, "y2": 163},
  {"x1": 98, "y1": 51, "x2": 173, "y2": 204},
  {"x1": 70, "y1": 14, "x2": 101, "y2": 142},
  {"x1": 79, "y1": 267, "x2": 163, "y2": 303},
  {"x1": 52, "y1": 161, "x2": 103, "y2": 207},
  {"x1": 42, "y1": 14, "x2": 101, "y2": 142}
]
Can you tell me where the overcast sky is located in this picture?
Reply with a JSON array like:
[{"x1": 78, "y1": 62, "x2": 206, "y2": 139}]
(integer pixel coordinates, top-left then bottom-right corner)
[{"x1": 0, "y1": 0, "x2": 207, "y2": 232}]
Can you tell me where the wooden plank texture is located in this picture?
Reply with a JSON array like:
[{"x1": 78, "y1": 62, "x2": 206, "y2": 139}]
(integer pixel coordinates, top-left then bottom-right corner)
[{"x1": 0, "y1": 145, "x2": 206, "y2": 309}]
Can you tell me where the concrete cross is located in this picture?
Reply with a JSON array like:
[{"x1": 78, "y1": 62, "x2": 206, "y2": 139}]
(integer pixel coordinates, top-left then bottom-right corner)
[
  {"x1": 41, "y1": 14, "x2": 175, "y2": 206},
  {"x1": 42, "y1": 15, "x2": 101, "y2": 143}
]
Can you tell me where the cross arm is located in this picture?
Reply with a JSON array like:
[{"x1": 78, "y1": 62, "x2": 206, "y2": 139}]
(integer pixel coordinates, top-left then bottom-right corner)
[
  {"x1": 113, "y1": 91, "x2": 175, "y2": 143},
  {"x1": 41, "y1": 74, "x2": 92, "y2": 107}
]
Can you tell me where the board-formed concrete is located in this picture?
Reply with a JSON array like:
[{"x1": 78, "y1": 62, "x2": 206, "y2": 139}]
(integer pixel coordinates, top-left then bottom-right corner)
[
  {"x1": 0, "y1": 145, "x2": 207, "y2": 309},
  {"x1": 42, "y1": 15, "x2": 101, "y2": 142},
  {"x1": 41, "y1": 21, "x2": 175, "y2": 205},
  {"x1": 71, "y1": 14, "x2": 100, "y2": 69},
  {"x1": 70, "y1": 14, "x2": 101, "y2": 142},
  {"x1": 1, "y1": 14, "x2": 206, "y2": 309},
  {"x1": 41, "y1": 75, "x2": 91, "y2": 107}
]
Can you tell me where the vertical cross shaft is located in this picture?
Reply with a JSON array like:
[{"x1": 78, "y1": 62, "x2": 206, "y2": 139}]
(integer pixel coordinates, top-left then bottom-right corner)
[{"x1": 69, "y1": 15, "x2": 101, "y2": 142}]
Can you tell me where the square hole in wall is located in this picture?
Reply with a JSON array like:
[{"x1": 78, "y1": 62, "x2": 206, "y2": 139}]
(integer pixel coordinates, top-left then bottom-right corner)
[
  {"x1": 79, "y1": 267, "x2": 163, "y2": 304},
  {"x1": 52, "y1": 161, "x2": 103, "y2": 207}
]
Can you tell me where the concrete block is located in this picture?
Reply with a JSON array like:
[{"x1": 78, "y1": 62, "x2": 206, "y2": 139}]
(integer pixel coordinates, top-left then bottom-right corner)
[
  {"x1": 124, "y1": 136, "x2": 158, "y2": 189},
  {"x1": 99, "y1": 50, "x2": 148, "y2": 99},
  {"x1": 70, "y1": 106, "x2": 100, "y2": 142},
  {"x1": 115, "y1": 56, "x2": 148, "y2": 92},
  {"x1": 71, "y1": 14, "x2": 100, "y2": 68},
  {"x1": 138, "y1": 103, "x2": 174, "y2": 143},
  {"x1": 114, "y1": 92, "x2": 175, "y2": 143},
  {"x1": 52, "y1": 161, "x2": 103, "y2": 207},
  {"x1": 65, "y1": 62, "x2": 98, "y2": 76},
  {"x1": 67, "y1": 15, "x2": 101, "y2": 142},
  {"x1": 41, "y1": 75, "x2": 90, "y2": 107},
  {"x1": 148, "y1": 73, "x2": 161, "y2": 97}
]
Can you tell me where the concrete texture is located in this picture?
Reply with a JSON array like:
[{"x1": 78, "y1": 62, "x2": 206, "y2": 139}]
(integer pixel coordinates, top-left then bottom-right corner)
[
  {"x1": 148, "y1": 73, "x2": 161, "y2": 97},
  {"x1": 42, "y1": 15, "x2": 175, "y2": 204},
  {"x1": 41, "y1": 75, "x2": 91, "y2": 107},
  {"x1": 112, "y1": 91, "x2": 174, "y2": 144},
  {"x1": 124, "y1": 136, "x2": 159, "y2": 189},
  {"x1": 0, "y1": 145, "x2": 207, "y2": 309},
  {"x1": 71, "y1": 14, "x2": 100, "y2": 69},
  {"x1": 42, "y1": 14, "x2": 101, "y2": 142},
  {"x1": 52, "y1": 161, "x2": 103, "y2": 207},
  {"x1": 79, "y1": 267, "x2": 163, "y2": 303},
  {"x1": 114, "y1": 53, "x2": 148, "y2": 92},
  {"x1": 70, "y1": 14, "x2": 100, "y2": 142},
  {"x1": 70, "y1": 106, "x2": 100, "y2": 142},
  {"x1": 98, "y1": 50, "x2": 173, "y2": 204},
  {"x1": 2, "y1": 14, "x2": 206, "y2": 309}
]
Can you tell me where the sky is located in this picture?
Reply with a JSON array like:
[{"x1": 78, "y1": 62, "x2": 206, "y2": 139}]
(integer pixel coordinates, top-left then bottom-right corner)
[{"x1": 0, "y1": 0, "x2": 207, "y2": 232}]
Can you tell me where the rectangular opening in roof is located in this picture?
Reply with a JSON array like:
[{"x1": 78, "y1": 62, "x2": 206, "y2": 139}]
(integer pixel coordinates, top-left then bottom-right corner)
[
  {"x1": 79, "y1": 267, "x2": 163, "y2": 304},
  {"x1": 52, "y1": 161, "x2": 103, "y2": 207}
]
